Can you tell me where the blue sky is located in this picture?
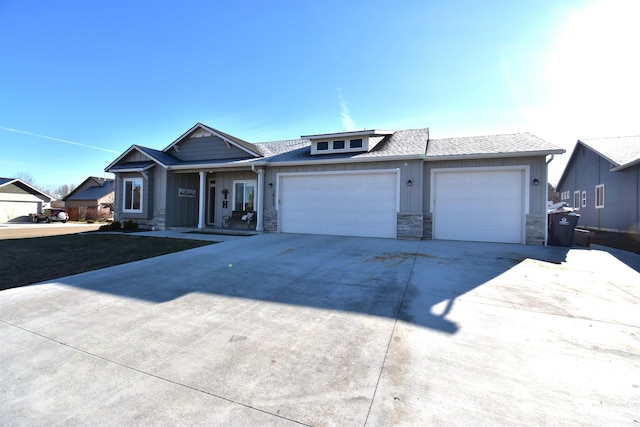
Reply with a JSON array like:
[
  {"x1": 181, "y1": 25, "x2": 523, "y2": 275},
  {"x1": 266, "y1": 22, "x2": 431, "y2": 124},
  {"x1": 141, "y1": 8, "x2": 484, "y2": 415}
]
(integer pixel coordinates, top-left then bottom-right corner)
[{"x1": 1, "y1": 0, "x2": 638, "y2": 191}]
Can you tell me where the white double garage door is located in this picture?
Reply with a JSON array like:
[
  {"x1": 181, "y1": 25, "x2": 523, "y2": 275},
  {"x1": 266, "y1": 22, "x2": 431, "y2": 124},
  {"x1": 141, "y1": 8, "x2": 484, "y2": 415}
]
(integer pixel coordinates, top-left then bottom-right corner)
[
  {"x1": 277, "y1": 167, "x2": 527, "y2": 243},
  {"x1": 278, "y1": 170, "x2": 399, "y2": 239}
]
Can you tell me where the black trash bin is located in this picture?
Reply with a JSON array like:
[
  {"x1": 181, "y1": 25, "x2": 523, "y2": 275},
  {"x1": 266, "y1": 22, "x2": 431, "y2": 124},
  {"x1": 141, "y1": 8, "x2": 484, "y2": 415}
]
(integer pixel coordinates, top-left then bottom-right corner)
[{"x1": 548, "y1": 212, "x2": 580, "y2": 246}]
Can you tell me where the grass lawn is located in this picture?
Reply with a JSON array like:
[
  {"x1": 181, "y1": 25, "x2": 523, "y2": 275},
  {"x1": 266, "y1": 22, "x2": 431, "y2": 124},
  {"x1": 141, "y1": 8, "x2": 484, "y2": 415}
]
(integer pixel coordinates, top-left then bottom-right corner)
[{"x1": 0, "y1": 234, "x2": 215, "y2": 291}]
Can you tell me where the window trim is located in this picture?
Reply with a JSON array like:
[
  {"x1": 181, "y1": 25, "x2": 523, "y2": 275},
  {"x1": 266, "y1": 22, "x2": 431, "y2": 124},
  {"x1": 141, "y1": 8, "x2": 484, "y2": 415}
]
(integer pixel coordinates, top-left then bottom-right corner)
[
  {"x1": 595, "y1": 184, "x2": 605, "y2": 209},
  {"x1": 232, "y1": 179, "x2": 257, "y2": 212},
  {"x1": 122, "y1": 177, "x2": 143, "y2": 213},
  {"x1": 573, "y1": 191, "x2": 581, "y2": 210},
  {"x1": 581, "y1": 191, "x2": 587, "y2": 208},
  {"x1": 349, "y1": 138, "x2": 363, "y2": 149}
]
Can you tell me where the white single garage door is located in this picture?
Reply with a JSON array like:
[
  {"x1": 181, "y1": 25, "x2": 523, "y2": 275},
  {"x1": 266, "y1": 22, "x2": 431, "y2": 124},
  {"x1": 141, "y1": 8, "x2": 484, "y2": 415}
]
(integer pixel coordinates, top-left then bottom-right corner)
[
  {"x1": 279, "y1": 170, "x2": 398, "y2": 238},
  {"x1": 0, "y1": 201, "x2": 40, "y2": 222},
  {"x1": 433, "y1": 168, "x2": 525, "y2": 243}
]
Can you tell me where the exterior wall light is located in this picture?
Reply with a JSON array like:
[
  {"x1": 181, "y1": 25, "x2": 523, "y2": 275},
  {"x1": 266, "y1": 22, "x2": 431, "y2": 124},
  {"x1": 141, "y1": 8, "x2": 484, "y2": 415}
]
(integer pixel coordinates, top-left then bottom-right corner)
[
  {"x1": 533, "y1": 178, "x2": 540, "y2": 186},
  {"x1": 407, "y1": 179, "x2": 413, "y2": 187},
  {"x1": 268, "y1": 182, "x2": 273, "y2": 188}
]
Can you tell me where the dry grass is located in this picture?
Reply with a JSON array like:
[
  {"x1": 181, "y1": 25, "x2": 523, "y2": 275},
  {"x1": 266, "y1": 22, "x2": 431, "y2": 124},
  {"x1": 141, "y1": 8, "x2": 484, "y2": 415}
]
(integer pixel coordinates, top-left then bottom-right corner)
[{"x1": 0, "y1": 234, "x2": 214, "y2": 291}]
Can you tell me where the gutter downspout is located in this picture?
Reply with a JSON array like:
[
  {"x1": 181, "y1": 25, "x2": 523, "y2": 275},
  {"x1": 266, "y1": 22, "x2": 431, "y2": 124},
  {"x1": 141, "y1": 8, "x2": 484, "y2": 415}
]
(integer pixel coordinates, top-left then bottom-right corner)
[
  {"x1": 544, "y1": 154, "x2": 555, "y2": 246},
  {"x1": 251, "y1": 163, "x2": 264, "y2": 232}
]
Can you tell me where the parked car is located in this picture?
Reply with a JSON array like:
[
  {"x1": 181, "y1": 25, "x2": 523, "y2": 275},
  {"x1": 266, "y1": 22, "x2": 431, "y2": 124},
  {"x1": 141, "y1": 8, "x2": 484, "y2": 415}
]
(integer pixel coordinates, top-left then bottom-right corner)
[{"x1": 31, "y1": 208, "x2": 69, "y2": 223}]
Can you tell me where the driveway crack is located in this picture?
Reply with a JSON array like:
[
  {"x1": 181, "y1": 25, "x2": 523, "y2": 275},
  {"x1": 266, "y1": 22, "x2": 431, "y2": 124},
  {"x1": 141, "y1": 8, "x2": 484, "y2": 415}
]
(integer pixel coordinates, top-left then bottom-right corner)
[
  {"x1": 362, "y1": 241, "x2": 421, "y2": 426},
  {"x1": 0, "y1": 319, "x2": 310, "y2": 426}
]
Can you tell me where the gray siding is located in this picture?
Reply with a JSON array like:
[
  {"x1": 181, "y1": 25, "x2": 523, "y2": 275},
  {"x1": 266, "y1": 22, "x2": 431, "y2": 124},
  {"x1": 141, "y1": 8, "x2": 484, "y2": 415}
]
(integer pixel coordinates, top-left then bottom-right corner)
[
  {"x1": 166, "y1": 173, "x2": 200, "y2": 227},
  {"x1": 114, "y1": 169, "x2": 155, "y2": 223},
  {"x1": 558, "y1": 145, "x2": 640, "y2": 232},
  {"x1": 423, "y1": 156, "x2": 548, "y2": 216},
  {"x1": 264, "y1": 159, "x2": 424, "y2": 214},
  {"x1": 171, "y1": 135, "x2": 252, "y2": 161}
]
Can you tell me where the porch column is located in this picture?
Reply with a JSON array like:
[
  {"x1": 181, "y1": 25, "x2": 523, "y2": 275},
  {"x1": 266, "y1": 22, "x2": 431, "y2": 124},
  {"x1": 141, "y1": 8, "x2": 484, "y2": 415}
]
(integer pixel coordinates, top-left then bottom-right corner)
[
  {"x1": 256, "y1": 168, "x2": 264, "y2": 232},
  {"x1": 198, "y1": 171, "x2": 206, "y2": 229}
]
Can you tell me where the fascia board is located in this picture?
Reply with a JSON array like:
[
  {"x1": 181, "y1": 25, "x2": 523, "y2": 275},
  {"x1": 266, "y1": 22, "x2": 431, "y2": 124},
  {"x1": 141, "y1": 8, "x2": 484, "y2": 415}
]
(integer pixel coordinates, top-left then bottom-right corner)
[
  {"x1": 301, "y1": 129, "x2": 394, "y2": 140},
  {"x1": 266, "y1": 154, "x2": 424, "y2": 167},
  {"x1": 104, "y1": 146, "x2": 168, "y2": 172},
  {"x1": 163, "y1": 123, "x2": 262, "y2": 158},
  {"x1": 104, "y1": 145, "x2": 139, "y2": 172},
  {"x1": 610, "y1": 156, "x2": 640, "y2": 172},
  {"x1": 106, "y1": 163, "x2": 156, "y2": 173},
  {"x1": 426, "y1": 149, "x2": 565, "y2": 162},
  {"x1": 3, "y1": 178, "x2": 54, "y2": 200}
]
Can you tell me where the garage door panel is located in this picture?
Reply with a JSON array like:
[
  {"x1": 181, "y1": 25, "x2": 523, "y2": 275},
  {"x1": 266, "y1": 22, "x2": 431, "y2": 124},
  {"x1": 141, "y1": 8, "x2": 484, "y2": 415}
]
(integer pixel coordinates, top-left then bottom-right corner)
[
  {"x1": 280, "y1": 172, "x2": 397, "y2": 238},
  {"x1": 434, "y1": 169, "x2": 524, "y2": 244},
  {"x1": 0, "y1": 201, "x2": 40, "y2": 222}
]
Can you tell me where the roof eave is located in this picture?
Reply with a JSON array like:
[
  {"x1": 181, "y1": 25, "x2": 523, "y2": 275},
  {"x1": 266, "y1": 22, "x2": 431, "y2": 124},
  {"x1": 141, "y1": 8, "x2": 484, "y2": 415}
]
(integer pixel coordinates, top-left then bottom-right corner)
[
  {"x1": 426, "y1": 149, "x2": 565, "y2": 162},
  {"x1": 163, "y1": 123, "x2": 263, "y2": 159},
  {"x1": 610, "y1": 157, "x2": 640, "y2": 172},
  {"x1": 266, "y1": 153, "x2": 425, "y2": 167},
  {"x1": 104, "y1": 145, "x2": 169, "y2": 172},
  {"x1": 106, "y1": 163, "x2": 156, "y2": 173}
]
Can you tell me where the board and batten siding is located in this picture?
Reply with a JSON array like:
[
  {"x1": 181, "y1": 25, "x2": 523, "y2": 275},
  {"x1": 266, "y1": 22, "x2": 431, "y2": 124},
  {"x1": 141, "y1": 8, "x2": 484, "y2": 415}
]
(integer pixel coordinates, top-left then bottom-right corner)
[
  {"x1": 559, "y1": 145, "x2": 640, "y2": 233},
  {"x1": 114, "y1": 170, "x2": 155, "y2": 222},
  {"x1": 165, "y1": 172, "x2": 199, "y2": 227},
  {"x1": 423, "y1": 156, "x2": 548, "y2": 215},
  {"x1": 172, "y1": 135, "x2": 252, "y2": 161},
  {"x1": 263, "y1": 159, "x2": 423, "y2": 213}
]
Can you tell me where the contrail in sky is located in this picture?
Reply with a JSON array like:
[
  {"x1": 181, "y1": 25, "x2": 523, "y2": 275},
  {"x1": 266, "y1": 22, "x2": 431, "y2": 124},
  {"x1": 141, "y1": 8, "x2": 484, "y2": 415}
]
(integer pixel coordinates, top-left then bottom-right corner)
[
  {"x1": 338, "y1": 88, "x2": 356, "y2": 131},
  {"x1": 0, "y1": 126, "x2": 120, "y2": 154}
]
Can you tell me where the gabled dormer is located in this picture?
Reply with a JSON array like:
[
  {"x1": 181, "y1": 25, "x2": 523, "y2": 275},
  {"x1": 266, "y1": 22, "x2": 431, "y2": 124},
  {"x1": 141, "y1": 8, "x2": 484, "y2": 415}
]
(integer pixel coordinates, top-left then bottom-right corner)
[
  {"x1": 163, "y1": 123, "x2": 263, "y2": 161},
  {"x1": 302, "y1": 129, "x2": 395, "y2": 155}
]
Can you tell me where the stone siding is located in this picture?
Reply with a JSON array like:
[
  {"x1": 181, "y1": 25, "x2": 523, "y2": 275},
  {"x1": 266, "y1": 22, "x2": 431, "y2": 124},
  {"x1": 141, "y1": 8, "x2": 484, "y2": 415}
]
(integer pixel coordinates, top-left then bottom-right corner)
[
  {"x1": 397, "y1": 213, "x2": 423, "y2": 240},
  {"x1": 263, "y1": 210, "x2": 277, "y2": 232},
  {"x1": 422, "y1": 213, "x2": 433, "y2": 240},
  {"x1": 526, "y1": 214, "x2": 546, "y2": 245}
]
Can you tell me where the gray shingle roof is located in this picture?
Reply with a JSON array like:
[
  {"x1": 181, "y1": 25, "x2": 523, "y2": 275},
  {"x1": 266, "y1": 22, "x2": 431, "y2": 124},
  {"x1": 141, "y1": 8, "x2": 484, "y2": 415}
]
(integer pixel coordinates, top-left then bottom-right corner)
[
  {"x1": 254, "y1": 128, "x2": 430, "y2": 164},
  {"x1": 66, "y1": 180, "x2": 114, "y2": 201},
  {"x1": 427, "y1": 133, "x2": 564, "y2": 159},
  {"x1": 580, "y1": 136, "x2": 640, "y2": 169},
  {"x1": 136, "y1": 145, "x2": 181, "y2": 166}
]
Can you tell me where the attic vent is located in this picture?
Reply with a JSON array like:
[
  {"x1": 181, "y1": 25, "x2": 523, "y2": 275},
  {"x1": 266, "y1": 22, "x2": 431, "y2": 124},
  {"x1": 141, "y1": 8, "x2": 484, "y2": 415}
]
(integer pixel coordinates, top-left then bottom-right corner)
[{"x1": 190, "y1": 130, "x2": 213, "y2": 138}]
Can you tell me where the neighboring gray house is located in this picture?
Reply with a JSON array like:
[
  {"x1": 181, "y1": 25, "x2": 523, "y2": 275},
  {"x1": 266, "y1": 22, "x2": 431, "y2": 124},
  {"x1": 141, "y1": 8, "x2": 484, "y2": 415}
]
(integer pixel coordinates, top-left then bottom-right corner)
[
  {"x1": 105, "y1": 123, "x2": 564, "y2": 244},
  {"x1": 63, "y1": 177, "x2": 115, "y2": 220},
  {"x1": 0, "y1": 177, "x2": 52, "y2": 222},
  {"x1": 556, "y1": 136, "x2": 640, "y2": 234}
]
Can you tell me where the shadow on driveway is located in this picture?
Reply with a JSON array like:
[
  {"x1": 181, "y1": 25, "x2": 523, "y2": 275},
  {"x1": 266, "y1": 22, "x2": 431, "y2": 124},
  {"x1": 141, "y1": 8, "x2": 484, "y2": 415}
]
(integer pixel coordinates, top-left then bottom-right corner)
[{"x1": 19, "y1": 233, "x2": 571, "y2": 335}]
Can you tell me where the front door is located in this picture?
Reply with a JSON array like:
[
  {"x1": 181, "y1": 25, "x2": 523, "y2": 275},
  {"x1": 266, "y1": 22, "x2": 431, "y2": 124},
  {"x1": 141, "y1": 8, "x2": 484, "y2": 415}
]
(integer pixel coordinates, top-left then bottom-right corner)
[{"x1": 207, "y1": 178, "x2": 216, "y2": 225}]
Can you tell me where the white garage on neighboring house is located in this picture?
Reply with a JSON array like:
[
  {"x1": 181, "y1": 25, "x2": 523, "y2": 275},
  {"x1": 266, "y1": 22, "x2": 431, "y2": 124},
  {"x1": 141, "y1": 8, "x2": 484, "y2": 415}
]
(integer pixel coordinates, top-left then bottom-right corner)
[
  {"x1": 0, "y1": 178, "x2": 53, "y2": 222},
  {"x1": 105, "y1": 122, "x2": 565, "y2": 245}
]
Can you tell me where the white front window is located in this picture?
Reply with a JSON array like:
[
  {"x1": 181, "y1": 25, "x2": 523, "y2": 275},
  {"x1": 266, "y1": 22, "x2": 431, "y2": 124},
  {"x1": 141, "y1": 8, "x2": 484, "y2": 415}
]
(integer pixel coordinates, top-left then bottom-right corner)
[
  {"x1": 582, "y1": 191, "x2": 587, "y2": 208},
  {"x1": 596, "y1": 184, "x2": 605, "y2": 208},
  {"x1": 123, "y1": 178, "x2": 143, "y2": 212},
  {"x1": 233, "y1": 180, "x2": 256, "y2": 212},
  {"x1": 573, "y1": 191, "x2": 580, "y2": 210}
]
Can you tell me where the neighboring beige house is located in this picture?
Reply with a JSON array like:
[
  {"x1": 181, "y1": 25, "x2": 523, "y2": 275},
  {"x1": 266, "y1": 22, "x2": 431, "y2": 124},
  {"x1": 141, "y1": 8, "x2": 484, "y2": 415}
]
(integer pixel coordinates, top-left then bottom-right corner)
[
  {"x1": 105, "y1": 123, "x2": 565, "y2": 244},
  {"x1": 63, "y1": 177, "x2": 114, "y2": 221},
  {"x1": 0, "y1": 177, "x2": 52, "y2": 222}
]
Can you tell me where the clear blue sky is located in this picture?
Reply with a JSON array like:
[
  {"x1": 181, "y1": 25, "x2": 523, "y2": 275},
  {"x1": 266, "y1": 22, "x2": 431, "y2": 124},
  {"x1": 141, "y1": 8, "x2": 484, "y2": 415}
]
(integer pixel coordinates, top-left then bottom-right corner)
[{"x1": 1, "y1": 0, "x2": 638, "y2": 191}]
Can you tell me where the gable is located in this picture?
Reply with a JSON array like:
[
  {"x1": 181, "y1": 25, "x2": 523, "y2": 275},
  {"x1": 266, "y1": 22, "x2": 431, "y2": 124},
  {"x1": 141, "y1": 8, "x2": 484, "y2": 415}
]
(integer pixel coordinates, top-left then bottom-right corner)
[
  {"x1": 0, "y1": 180, "x2": 52, "y2": 202},
  {"x1": 163, "y1": 123, "x2": 262, "y2": 160},
  {"x1": 169, "y1": 132, "x2": 254, "y2": 161}
]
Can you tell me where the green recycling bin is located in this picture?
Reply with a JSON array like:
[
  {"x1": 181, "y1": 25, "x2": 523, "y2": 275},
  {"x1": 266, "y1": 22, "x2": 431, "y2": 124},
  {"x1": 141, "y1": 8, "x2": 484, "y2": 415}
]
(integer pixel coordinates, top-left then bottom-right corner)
[{"x1": 548, "y1": 212, "x2": 580, "y2": 246}]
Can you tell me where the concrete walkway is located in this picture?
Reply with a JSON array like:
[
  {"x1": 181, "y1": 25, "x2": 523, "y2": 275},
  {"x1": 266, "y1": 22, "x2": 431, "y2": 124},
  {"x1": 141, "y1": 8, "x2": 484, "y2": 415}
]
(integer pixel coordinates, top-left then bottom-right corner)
[{"x1": 1, "y1": 234, "x2": 638, "y2": 425}]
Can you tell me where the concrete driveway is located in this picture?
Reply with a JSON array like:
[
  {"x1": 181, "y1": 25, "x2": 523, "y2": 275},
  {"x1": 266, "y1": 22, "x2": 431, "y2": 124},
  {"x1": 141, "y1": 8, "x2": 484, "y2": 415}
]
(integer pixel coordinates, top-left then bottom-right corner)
[{"x1": 1, "y1": 233, "x2": 638, "y2": 426}]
